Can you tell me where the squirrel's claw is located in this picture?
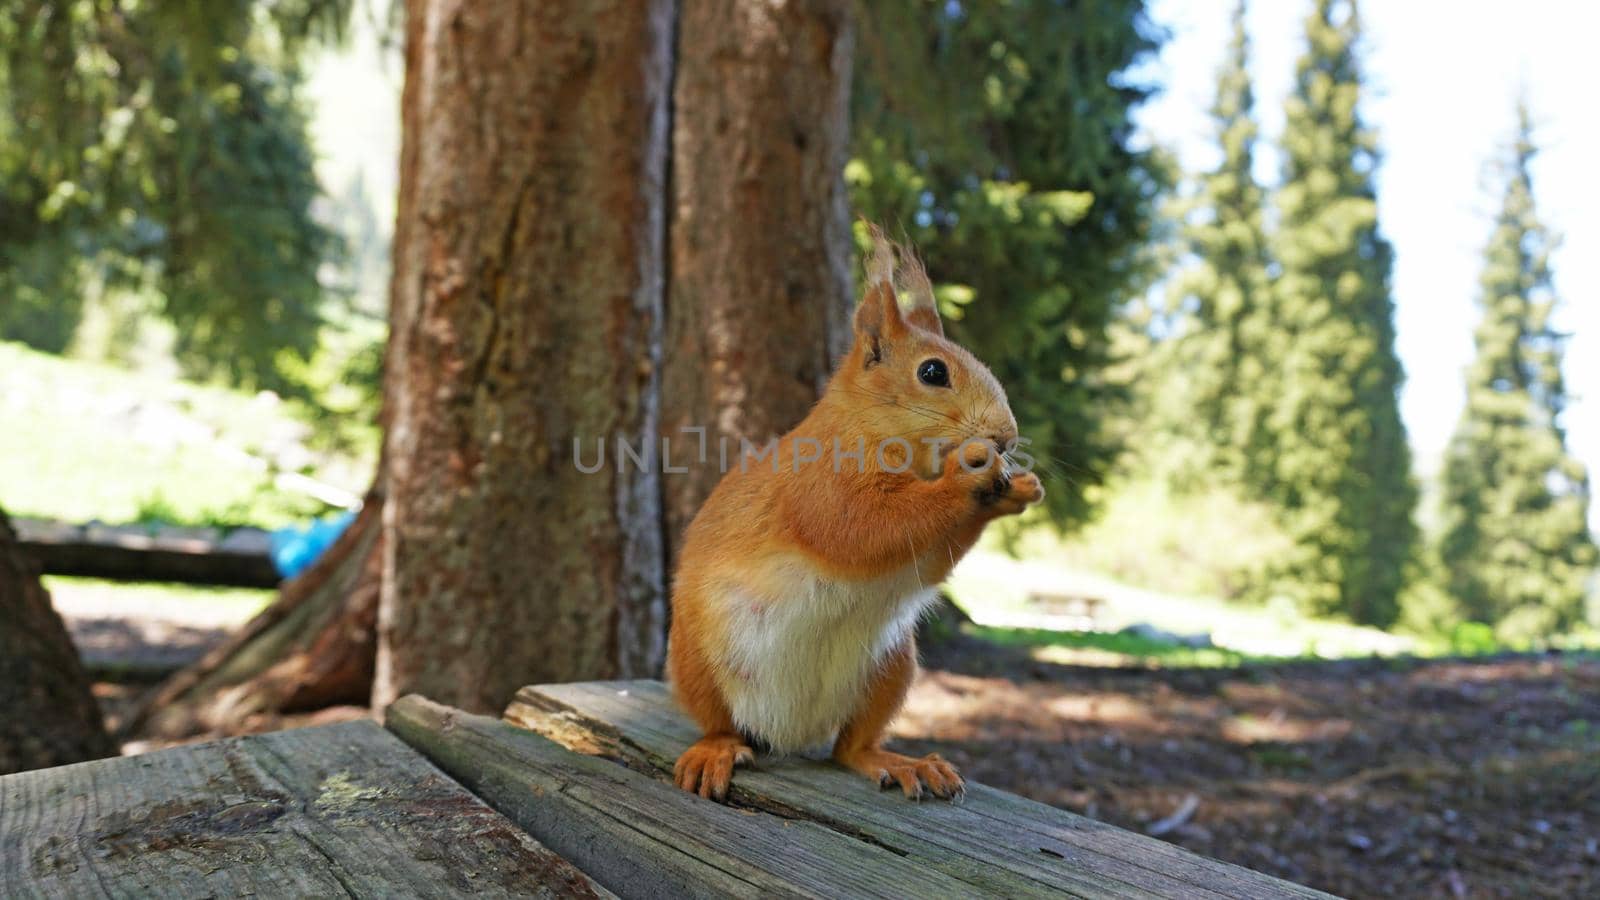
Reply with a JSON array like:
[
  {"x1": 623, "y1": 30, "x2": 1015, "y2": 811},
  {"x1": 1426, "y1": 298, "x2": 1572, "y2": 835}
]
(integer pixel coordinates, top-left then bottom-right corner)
[{"x1": 918, "y1": 754, "x2": 965, "y2": 799}]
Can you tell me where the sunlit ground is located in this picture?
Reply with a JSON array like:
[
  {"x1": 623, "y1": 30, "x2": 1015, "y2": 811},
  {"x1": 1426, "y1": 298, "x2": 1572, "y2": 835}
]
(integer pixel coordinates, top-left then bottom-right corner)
[
  {"x1": 948, "y1": 547, "x2": 1416, "y2": 661},
  {"x1": 46, "y1": 577, "x2": 273, "y2": 623},
  {"x1": 0, "y1": 341, "x2": 370, "y2": 528}
]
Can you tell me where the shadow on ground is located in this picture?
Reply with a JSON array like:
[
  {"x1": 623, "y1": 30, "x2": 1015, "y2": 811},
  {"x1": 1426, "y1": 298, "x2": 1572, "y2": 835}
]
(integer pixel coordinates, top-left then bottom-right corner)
[
  {"x1": 69, "y1": 616, "x2": 227, "y2": 677},
  {"x1": 898, "y1": 634, "x2": 1599, "y2": 899}
]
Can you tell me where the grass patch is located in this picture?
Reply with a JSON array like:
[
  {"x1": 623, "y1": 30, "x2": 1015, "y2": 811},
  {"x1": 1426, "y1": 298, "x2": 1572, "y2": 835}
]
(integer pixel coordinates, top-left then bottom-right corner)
[
  {"x1": 946, "y1": 546, "x2": 1417, "y2": 660},
  {"x1": 969, "y1": 624, "x2": 1248, "y2": 668},
  {"x1": 0, "y1": 341, "x2": 374, "y2": 528}
]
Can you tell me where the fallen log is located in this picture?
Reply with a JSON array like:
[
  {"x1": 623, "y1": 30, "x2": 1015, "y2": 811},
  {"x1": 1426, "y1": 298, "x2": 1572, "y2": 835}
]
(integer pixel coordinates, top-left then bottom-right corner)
[{"x1": 15, "y1": 518, "x2": 279, "y2": 588}]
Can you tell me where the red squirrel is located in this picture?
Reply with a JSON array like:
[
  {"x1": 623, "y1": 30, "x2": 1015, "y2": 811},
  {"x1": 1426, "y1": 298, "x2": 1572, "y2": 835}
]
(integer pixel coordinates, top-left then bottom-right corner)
[{"x1": 666, "y1": 227, "x2": 1043, "y2": 801}]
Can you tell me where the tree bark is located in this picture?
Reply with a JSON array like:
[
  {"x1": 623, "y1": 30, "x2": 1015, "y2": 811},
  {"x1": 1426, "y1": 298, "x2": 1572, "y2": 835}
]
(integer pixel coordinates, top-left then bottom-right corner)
[
  {"x1": 126, "y1": 484, "x2": 385, "y2": 740},
  {"x1": 661, "y1": 0, "x2": 856, "y2": 552},
  {"x1": 0, "y1": 506, "x2": 114, "y2": 774},
  {"x1": 373, "y1": 0, "x2": 675, "y2": 713}
]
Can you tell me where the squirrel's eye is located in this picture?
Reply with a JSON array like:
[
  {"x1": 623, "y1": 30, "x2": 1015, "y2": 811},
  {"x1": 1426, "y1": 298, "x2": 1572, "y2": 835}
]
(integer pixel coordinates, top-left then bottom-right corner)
[{"x1": 917, "y1": 358, "x2": 950, "y2": 388}]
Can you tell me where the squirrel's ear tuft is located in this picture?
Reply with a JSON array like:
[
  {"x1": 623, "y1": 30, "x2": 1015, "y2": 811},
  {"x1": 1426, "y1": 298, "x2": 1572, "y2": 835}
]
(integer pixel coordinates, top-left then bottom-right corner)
[
  {"x1": 858, "y1": 221, "x2": 941, "y2": 338},
  {"x1": 896, "y1": 247, "x2": 942, "y2": 337},
  {"x1": 865, "y1": 222, "x2": 896, "y2": 289},
  {"x1": 854, "y1": 221, "x2": 910, "y2": 359}
]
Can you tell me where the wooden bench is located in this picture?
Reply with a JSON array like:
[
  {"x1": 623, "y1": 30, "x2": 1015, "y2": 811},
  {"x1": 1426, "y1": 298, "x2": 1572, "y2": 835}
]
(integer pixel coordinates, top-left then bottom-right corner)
[{"x1": 1, "y1": 680, "x2": 1331, "y2": 898}]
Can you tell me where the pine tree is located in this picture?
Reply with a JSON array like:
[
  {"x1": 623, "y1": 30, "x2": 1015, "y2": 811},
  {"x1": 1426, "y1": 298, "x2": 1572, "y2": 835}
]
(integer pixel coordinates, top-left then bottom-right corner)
[
  {"x1": 1439, "y1": 106, "x2": 1597, "y2": 642},
  {"x1": 1167, "y1": 0, "x2": 1272, "y2": 480},
  {"x1": 1266, "y1": 0, "x2": 1415, "y2": 624}
]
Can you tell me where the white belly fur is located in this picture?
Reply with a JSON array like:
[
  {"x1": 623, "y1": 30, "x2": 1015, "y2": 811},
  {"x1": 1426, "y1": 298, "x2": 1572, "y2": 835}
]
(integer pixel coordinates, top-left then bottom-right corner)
[{"x1": 713, "y1": 556, "x2": 940, "y2": 752}]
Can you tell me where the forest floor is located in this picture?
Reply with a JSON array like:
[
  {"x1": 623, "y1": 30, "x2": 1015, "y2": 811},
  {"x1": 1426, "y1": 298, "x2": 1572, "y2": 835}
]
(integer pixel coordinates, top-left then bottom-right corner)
[
  {"x1": 68, "y1": 594, "x2": 1597, "y2": 900},
  {"x1": 902, "y1": 633, "x2": 1600, "y2": 900}
]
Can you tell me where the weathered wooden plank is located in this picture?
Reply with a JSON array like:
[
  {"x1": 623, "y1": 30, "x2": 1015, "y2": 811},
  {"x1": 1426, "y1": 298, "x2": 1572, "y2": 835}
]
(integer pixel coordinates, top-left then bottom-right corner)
[
  {"x1": 387, "y1": 694, "x2": 984, "y2": 900},
  {"x1": 0, "y1": 721, "x2": 608, "y2": 899},
  {"x1": 507, "y1": 680, "x2": 1335, "y2": 900},
  {"x1": 506, "y1": 683, "x2": 1142, "y2": 898}
]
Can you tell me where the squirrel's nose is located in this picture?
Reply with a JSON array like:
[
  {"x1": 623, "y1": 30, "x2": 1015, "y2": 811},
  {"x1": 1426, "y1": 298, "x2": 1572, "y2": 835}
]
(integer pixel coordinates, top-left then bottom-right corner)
[{"x1": 989, "y1": 431, "x2": 1018, "y2": 453}]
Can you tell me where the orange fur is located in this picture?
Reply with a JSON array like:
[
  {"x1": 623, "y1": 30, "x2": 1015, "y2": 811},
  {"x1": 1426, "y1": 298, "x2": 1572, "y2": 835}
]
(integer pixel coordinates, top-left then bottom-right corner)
[{"x1": 667, "y1": 227, "x2": 1044, "y2": 801}]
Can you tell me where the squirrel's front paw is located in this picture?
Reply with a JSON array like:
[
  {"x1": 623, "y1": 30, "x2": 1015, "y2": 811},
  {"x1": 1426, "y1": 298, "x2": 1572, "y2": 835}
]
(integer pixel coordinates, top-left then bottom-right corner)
[
  {"x1": 675, "y1": 734, "x2": 754, "y2": 801},
  {"x1": 836, "y1": 748, "x2": 964, "y2": 800},
  {"x1": 988, "y1": 470, "x2": 1044, "y2": 515},
  {"x1": 971, "y1": 452, "x2": 1044, "y2": 516},
  {"x1": 946, "y1": 440, "x2": 1005, "y2": 493}
]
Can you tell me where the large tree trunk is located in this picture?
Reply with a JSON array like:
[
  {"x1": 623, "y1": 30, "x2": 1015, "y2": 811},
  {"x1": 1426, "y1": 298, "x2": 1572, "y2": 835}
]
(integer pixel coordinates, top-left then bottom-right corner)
[
  {"x1": 0, "y1": 507, "x2": 114, "y2": 774},
  {"x1": 661, "y1": 0, "x2": 856, "y2": 550},
  {"x1": 125, "y1": 488, "x2": 384, "y2": 739},
  {"x1": 372, "y1": 0, "x2": 675, "y2": 714}
]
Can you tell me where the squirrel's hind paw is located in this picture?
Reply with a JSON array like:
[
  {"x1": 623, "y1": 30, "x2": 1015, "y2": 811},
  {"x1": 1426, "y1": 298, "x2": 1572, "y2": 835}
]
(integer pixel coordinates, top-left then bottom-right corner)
[
  {"x1": 674, "y1": 734, "x2": 754, "y2": 801},
  {"x1": 838, "y1": 749, "x2": 965, "y2": 801}
]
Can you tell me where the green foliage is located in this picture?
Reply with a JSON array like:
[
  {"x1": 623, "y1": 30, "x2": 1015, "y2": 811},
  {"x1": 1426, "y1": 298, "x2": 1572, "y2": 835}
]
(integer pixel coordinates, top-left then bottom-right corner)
[
  {"x1": 0, "y1": 0, "x2": 350, "y2": 393},
  {"x1": 132, "y1": 484, "x2": 327, "y2": 532},
  {"x1": 1055, "y1": 477, "x2": 1293, "y2": 602},
  {"x1": 0, "y1": 232, "x2": 83, "y2": 353},
  {"x1": 1446, "y1": 622, "x2": 1501, "y2": 656},
  {"x1": 1394, "y1": 553, "x2": 1466, "y2": 639},
  {"x1": 275, "y1": 306, "x2": 387, "y2": 457},
  {"x1": 849, "y1": 0, "x2": 1170, "y2": 527},
  {"x1": 1438, "y1": 106, "x2": 1598, "y2": 644},
  {"x1": 1258, "y1": 0, "x2": 1416, "y2": 625}
]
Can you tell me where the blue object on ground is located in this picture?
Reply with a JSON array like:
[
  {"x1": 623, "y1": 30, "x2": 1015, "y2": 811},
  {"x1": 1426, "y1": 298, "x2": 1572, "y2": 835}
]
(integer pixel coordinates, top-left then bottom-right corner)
[{"x1": 269, "y1": 509, "x2": 357, "y2": 578}]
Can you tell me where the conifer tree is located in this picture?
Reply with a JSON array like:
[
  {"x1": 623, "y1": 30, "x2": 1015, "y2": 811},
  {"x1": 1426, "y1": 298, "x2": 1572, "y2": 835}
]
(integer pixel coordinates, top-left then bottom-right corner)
[
  {"x1": 1168, "y1": 0, "x2": 1272, "y2": 479},
  {"x1": 1439, "y1": 106, "x2": 1597, "y2": 642},
  {"x1": 1266, "y1": 0, "x2": 1415, "y2": 624}
]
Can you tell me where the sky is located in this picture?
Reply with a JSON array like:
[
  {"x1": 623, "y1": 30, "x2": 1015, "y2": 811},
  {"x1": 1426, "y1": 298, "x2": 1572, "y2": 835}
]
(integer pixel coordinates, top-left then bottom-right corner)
[{"x1": 1135, "y1": 0, "x2": 1598, "y2": 529}]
